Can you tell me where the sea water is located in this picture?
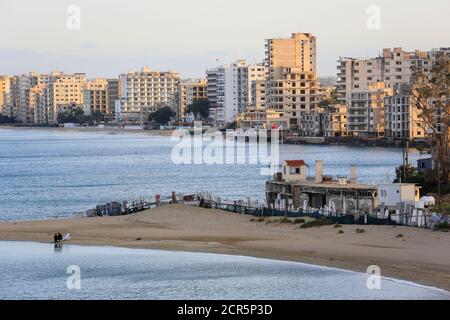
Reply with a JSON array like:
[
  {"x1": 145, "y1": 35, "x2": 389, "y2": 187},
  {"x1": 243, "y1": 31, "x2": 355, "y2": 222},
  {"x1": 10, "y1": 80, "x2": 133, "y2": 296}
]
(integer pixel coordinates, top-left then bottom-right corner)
[{"x1": 0, "y1": 241, "x2": 448, "y2": 300}]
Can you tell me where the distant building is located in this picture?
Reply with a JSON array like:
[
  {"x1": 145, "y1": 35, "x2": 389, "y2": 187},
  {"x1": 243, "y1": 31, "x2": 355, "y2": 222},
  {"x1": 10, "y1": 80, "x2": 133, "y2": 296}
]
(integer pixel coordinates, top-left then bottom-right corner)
[
  {"x1": 297, "y1": 104, "x2": 347, "y2": 137},
  {"x1": 176, "y1": 78, "x2": 208, "y2": 122},
  {"x1": 117, "y1": 66, "x2": 180, "y2": 123},
  {"x1": 417, "y1": 157, "x2": 433, "y2": 174},
  {"x1": 325, "y1": 104, "x2": 347, "y2": 137},
  {"x1": 0, "y1": 76, "x2": 14, "y2": 118},
  {"x1": 266, "y1": 160, "x2": 378, "y2": 214},
  {"x1": 106, "y1": 79, "x2": 121, "y2": 119},
  {"x1": 265, "y1": 33, "x2": 319, "y2": 129},
  {"x1": 384, "y1": 84, "x2": 425, "y2": 140},
  {"x1": 83, "y1": 78, "x2": 108, "y2": 115},
  {"x1": 206, "y1": 59, "x2": 265, "y2": 125},
  {"x1": 347, "y1": 82, "x2": 392, "y2": 137},
  {"x1": 50, "y1": 73, "x2": 86, "y2": 123}
]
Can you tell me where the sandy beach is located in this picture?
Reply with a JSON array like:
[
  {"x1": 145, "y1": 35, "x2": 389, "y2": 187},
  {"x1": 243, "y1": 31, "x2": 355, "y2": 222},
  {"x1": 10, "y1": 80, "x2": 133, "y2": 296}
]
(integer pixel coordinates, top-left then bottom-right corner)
[{"x1": 0, "y1": 204, "x2": 449, "y2": 291}]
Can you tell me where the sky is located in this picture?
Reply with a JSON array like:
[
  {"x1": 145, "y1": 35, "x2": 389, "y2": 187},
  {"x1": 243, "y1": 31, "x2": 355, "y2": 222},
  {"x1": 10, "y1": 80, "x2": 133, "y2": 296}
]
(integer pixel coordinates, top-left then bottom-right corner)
[{"x1": 0, "y1": 0, "x2": 449, "y2": 79}]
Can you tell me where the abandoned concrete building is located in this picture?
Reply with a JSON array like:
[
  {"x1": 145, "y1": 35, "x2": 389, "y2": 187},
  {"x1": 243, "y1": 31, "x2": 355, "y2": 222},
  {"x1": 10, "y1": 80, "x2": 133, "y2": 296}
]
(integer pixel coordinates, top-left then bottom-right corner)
[{"x1": 266, "y1": 160, "x2": 378, "y2": 215}]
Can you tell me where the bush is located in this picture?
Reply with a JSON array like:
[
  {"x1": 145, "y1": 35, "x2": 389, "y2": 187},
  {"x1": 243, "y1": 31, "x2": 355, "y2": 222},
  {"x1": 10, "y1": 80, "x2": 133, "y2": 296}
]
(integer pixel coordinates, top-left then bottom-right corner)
[
  {"x1": 433, "y1": 222, "x2": 450, "y2": 232},
  {"x1": 355, "y1": 228, "x2": 366, "y2": 234},
  {"x1": 299, "y1": 218, "x2": 334, "y2": 229},
  {"x1": 338, "y1": 230, "x2": 344, "y2": 234}
]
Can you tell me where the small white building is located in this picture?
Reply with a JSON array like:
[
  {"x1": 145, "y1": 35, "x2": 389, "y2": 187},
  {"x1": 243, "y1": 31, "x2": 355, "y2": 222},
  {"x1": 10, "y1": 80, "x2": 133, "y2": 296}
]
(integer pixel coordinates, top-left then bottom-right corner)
[
  {"x1": 377, "y1": 183, "x2": 420, "y2": 208},
  {"x1": 283, "y1": 160, "x2": 307, "y2": 182}
]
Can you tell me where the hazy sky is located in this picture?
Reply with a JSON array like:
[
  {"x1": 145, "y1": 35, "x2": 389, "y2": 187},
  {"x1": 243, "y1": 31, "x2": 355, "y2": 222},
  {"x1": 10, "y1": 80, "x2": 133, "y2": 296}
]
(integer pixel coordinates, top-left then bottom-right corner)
[{"x1": 1, "y1": 0, "x2": 449, "y2": 78}]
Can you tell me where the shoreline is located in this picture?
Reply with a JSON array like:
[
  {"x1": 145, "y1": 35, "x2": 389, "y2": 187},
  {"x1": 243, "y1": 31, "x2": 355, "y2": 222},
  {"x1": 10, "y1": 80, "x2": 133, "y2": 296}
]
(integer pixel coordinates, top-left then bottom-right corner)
[
  {"x1": 0, "y1": 125, "x2": 174, "y2": 136},
  {"x1": 0, "y1": 204, "x2": 449, "y2": 291},
  {"x1": 0, "y1": 126, "x2": 430, "y2": 149}
]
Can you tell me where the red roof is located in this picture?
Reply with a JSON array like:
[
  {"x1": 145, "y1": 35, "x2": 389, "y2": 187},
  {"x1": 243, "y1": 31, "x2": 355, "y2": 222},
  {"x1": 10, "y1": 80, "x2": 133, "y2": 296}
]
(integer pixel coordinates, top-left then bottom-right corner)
[{"x1": 284, "y1": 160, "x2": 306, "y2": 167}]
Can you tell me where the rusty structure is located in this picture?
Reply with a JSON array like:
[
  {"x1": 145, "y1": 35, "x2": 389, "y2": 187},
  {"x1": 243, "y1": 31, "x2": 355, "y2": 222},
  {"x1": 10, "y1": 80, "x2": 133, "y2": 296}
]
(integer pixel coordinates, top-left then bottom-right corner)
[{"x1": 266, "y1": 160, "x2": 378, "y2": 215}]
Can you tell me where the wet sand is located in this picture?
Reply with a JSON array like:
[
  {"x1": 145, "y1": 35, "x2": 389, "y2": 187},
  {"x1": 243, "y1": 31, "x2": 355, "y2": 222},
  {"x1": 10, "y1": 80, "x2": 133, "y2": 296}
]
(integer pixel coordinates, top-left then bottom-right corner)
[{"x1": 0, "y1": 204, "x2": 449, "y2": 290}]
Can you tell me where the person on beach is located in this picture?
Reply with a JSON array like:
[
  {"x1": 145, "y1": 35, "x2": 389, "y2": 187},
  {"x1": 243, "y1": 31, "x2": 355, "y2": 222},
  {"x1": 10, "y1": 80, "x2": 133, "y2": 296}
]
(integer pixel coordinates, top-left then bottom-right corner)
[{"x1": 53, "y1": 233, "x2": 63, "y2": 243}]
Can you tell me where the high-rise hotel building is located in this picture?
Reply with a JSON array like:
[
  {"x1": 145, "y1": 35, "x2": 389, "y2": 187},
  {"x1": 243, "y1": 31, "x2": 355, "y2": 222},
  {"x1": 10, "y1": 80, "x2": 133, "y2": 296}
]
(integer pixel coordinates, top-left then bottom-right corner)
[
  {"x1": 265, "y1": 32, "x2": 319, "y2": 129},
  {"x1": 117, "y1": 66, "x2": 180, "y2": 123}
]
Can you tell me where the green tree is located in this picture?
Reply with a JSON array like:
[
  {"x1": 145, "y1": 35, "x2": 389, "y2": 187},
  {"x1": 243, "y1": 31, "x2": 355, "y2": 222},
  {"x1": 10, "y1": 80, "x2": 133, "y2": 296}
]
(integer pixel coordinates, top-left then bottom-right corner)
[
  {"x1": 148, "y1": 106, "x2": 175, "y2": 125},
  {"x1": 185, "y1": 99, "x2": 210, "y2": 120}
]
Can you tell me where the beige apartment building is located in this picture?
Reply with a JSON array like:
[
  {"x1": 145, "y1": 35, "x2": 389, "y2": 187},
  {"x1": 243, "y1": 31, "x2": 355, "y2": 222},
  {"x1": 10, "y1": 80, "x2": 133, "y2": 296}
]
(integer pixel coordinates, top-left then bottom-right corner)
[
  {"x1": 117, "y1": 66, "x2": 180, "y2": 123},
  {"x1": 336, "y1": 48, "x2": 434, "y2": 103},
  {"x1": 83, "y1": 78, "x2": 108, "y2": 115},
  {"x1": 265, "y1": 33, "x2": 319, "y2": 129},
  {"x1": 298, "y1": 104, "x2": 347, "y2": 137},
  {"x1": 325, "y1": 104, "x2": 347, "y2": 137},
  {"x1": 0, "y1": 76, "x2": 14, "y2": 117},
  {"x1": 347, "y1": 82, "x2": 392, "y2": 137},
  {"x1": 49, "y1": 73, "x2": 86, "y2": 122},
  {"x1": 337, "y1": 47, "x2": 449, "y2": 139},
  {"x1": 176, "y1": 78, "x2": 207, "y2": 122}
]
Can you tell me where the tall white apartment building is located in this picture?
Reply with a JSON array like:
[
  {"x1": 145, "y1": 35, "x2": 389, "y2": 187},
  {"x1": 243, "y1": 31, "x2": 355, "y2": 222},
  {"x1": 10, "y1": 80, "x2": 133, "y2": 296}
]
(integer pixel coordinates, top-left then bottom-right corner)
[
  {"x1": 117, "y1": 66, "x2": 180, "y2": 123},
  {"x1": 206, "y1": 59, "x2": 265, "y2": 125},
  {"x1": 265, "y1": 33, "x2": 319, "y2": 129}
]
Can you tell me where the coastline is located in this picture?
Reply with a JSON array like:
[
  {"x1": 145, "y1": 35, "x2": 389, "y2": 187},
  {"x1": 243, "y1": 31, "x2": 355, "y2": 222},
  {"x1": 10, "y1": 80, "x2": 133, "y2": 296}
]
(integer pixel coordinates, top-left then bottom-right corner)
[
  {"x1": 0, "y1": 204, "x2": 449, "y2": 291},
  {"x1": 0, "y1": 125, "x2": 174, "y2": 136}
]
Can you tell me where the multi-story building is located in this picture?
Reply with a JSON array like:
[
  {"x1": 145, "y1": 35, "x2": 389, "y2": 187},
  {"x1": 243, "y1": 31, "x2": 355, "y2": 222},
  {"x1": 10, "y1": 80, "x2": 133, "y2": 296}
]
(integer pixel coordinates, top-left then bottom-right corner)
[
  {"x1": 297, "y1": 105, "x2": 347, "y2": 137},
  {"x1": 347, "y1": 82, "x2": 392, "y2": 137},
  {"x1": 0, "y1": 76, "x2": 14, "y2": 117},
  {"x1": 236, "y1": 79, "x2": 268, "y2": 129},
  {"x1": 12, "y1": 74, "x2": 33, "y2": 123},
  {"x1": 206, "y1": 60, "x2": 265, "y2": 125},
  {"x1": 106, "y1": 79, "x2": 121, "y2": 119},
  {"x1": 325, "y1": 104, "x2": 347, "y2": 137},
  {"x1": 338, "y1": 47, "x2": 449, "y2": 139},
  {"x1": 49, "y1": 73, "x2": 86, "y2": 122},
  {"x1": 265, "y1": 33, "x2": 319, "y2": 129},
  {"x1": 83, "y1": 78, "x2": 108, "y2": 115},
  {"x1": 117, "y1": 66, "x2": 180, "y2": 123},
  {"x1": 176, "y1": 78, "x2": 208, "y2": 122},
  {"x1": 384, "y1": 84, "x2": 426, "y2": 140},
  {"x1": 336, "y1": 48, "x2": 435, "y2": 104}
]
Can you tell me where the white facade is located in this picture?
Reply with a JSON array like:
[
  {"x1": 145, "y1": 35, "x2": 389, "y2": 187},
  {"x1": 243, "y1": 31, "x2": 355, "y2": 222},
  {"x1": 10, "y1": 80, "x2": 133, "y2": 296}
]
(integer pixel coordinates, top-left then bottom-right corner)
[
  {"x1": 378, "y1": 183, "x2": 420, "y2": 207},
  {"x1": 207, "y1": 60, "x2": 265, "y2": 125}
]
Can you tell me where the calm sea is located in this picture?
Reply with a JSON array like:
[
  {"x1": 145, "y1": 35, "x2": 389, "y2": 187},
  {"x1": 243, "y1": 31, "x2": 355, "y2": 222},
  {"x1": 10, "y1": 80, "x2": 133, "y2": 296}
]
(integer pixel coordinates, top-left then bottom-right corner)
[
  {"x1": 0, "y1": 241, "x2": 448, "y2": 300},
  {"x1": 0, "y1": 128, "x2": 421, "y2": 221}
]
